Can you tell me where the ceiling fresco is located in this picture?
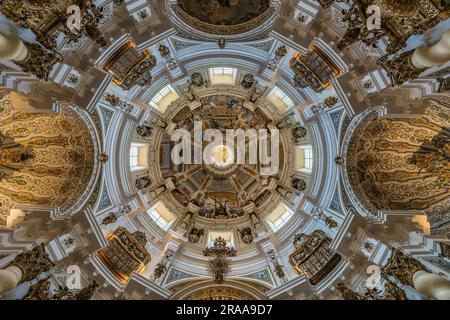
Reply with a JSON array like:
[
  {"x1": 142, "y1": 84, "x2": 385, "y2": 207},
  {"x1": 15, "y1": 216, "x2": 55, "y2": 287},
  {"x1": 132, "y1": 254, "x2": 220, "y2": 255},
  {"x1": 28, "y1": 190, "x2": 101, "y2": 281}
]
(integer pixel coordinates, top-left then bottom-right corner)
[{"x1": 177, "y1": 0, "x2": 270, "y2": 26}]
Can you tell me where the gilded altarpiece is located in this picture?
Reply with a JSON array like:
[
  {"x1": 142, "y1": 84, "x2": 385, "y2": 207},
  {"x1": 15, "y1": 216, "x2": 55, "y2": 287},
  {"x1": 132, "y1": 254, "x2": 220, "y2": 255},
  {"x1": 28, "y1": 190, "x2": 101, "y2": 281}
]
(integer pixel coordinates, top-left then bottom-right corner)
[{"x1": 184, "y1": 286, "x2": 256, "y2": 300}]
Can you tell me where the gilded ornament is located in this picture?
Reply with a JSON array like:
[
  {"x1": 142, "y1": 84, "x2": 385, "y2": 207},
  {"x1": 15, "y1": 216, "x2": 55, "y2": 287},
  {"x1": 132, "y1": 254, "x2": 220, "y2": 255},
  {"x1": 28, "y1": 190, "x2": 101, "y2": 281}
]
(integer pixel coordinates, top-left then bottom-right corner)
[
  {"x1": 382, "y1": 249, "x2": 425, "y2": 287},
  {"x1": 203, "y1": 237, "x2": 237, "y2": 283},
  {"x1": 289, "y1": 230, "x2": 341, "y2": 284},
  {"x1": 8, "y1": 243, "x2": 55, "y2": 283},
  {"x1": 98, "y1": 227, "x2": 151, "y2": 282},
  {"x1": 22, "y1": 277, "x2": 52, "y2": 300}
]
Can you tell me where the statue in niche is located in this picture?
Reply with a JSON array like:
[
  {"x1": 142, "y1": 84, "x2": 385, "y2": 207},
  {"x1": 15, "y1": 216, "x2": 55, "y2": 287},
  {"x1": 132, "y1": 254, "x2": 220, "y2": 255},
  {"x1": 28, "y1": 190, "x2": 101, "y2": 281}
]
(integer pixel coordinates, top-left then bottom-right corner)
[
  {"x1": 241, "y1": 74, "x2": 255, "y2": 89},
  {"x1": 216, "y1": 201, "x2": 227, "y2": 217},
  {"x1": 238, "y1": 227, "x2": 253, "y2": 244},
  {"x1": 226, "y1": 96, "x2": 242, "y2": 111},
  {"x1": 291, "y1": 177, "x2": 307, "y2": 191},
  {"x1": 135, "y1": 176, "x2": 152, "y2": 190},
  {"x1": 136, "y1": 125, "x2": 153, "y2": 139},
  {"x1": 198, "y1": 206, "x2": 213, "y2": 218},
  {"x1": 188, "y1": 227, "x2": 204, "y2": 243},
  {"x1": 292, "y1": 126, "x2": 307, "y2": 141}
]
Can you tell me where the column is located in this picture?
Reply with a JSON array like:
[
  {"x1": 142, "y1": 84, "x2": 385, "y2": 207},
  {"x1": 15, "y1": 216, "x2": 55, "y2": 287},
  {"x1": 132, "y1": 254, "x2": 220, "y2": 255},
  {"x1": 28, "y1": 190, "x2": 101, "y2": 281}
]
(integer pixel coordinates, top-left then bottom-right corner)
[
  {"x1": 382, "y1": 248, "x2": 450, "y2": 300},
  {"x1": 0, "y1": 34, "x2": 28, "y2": 62},
  {"x1": 411, "y1": 30, "x2": 450, "y2": 69},
  {"x1": 0, "y1": 243, "x2": 54, "y2": 293},
  {"x1": 0, "y1": 266, "x2": 23, "y2": 293},
  {"x1": 382, "y1": 30, "x2": 450, "y2": 86}
]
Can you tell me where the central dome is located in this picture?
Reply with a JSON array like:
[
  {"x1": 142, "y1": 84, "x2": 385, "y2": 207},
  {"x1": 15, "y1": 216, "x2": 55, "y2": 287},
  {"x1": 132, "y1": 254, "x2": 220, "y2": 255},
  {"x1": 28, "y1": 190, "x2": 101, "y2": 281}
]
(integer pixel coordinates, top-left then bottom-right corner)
[{"x1": 210, "y1": 145, "x2": 234, "y2": 168}]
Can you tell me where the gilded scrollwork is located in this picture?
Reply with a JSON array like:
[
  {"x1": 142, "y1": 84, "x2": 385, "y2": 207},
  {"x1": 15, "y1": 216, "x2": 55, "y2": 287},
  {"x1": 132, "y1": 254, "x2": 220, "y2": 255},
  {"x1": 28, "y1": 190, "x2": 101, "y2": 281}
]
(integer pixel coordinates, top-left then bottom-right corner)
[
  {"x1": 9, "y1": 243, "x2": 55, "y2": 283},
  {"x1": 184, "y1": 286, "x2": 256, "y2": 300},
  {"x1": 98, "y1": 227, "x2": 151, "y2": 282},
  {"x1": 289, "y1": 230, "x2": 341, "y2": 285},
  {"x1": 0, "y1": 93, "x2": 96, "y2": 225},
  {"x1": 382, "y1": 249, "x2": 426, "y2": 287},
  {"x1": 346, "y1": 104, "x2": 449, "y2": 212},
  {"x1": 333, "y1": 0, "x2": 449, "y2": 58},
  {"x1": 203, "y1": 237, "x2": 237, "y2": 283},
  {"x1": 0, "y1": 0, "x2": 106, "y2": 50}
]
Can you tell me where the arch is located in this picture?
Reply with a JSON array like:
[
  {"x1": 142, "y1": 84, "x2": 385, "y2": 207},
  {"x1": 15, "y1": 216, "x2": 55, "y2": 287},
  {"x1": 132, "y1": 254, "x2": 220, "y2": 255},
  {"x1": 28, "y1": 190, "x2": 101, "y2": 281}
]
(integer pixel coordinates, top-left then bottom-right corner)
[
  {"x1": 344, "y1": 102, "x2": 449, "y2": 213},
  {"x1": 169, "y1": 279, "x2": 269, "y2": 300},
  {"x1": 0, "y1": 92, "x2": 98, "y2": 225}
]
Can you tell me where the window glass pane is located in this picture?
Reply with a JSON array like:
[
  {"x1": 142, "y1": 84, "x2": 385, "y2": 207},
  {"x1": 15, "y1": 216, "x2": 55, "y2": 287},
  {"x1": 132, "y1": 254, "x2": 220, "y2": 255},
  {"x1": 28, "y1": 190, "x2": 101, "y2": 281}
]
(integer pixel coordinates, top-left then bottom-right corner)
[
  {"x1": 130, "y1": 145, "x2": 139, "y2": 168},
  {"x1": 148, "y1": 208, "x2": 169, "y2": 230},
  {"x1": 151, "y1": 87, "x2": 179, "y2": 113},
  {"x1": 270, "y1": 87, "x2": 294, "y2": 108},
  {"x1": 304, "y1": 147, "x2": 313, "y2": 170},
  {"x1": 212, "y1": 67, "x2": 234, "y2": 75},
  {"x1": 269, "y1": 206, "x2": 294, "y2": 231}
]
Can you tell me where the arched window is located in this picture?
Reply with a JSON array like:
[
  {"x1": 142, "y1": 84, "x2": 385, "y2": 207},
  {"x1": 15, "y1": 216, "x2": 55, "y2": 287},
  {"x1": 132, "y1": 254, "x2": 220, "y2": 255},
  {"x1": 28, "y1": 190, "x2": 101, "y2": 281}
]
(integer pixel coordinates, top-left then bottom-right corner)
[
  {"x1": 266, "y1": 203, "x2": 294, "y2": 231},
  {"x1": 209, "y1": 67, "x2": 237, "y2": 86},
  {"x1": 147, "y1": 201, "x2": 176, "y2": 231},
  {"x1": 130, "y1": 143, "x2": 149, "y2": 172},
  {"x1": 295, "y1": 145, "x2": 313, "y2": 172},
  {"x1": 268, "y1": 86, "x2": 294, "y2": 112},
  {"x1": 150, "y1": 85, "x2": 179, "y2": 113}
]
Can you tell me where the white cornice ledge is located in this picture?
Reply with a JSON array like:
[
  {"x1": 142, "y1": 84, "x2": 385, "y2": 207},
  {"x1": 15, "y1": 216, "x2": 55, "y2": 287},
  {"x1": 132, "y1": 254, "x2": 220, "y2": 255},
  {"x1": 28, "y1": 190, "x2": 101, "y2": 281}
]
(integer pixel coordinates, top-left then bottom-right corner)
[
  {"x1": 266, "y1": 274, "x2": 314, "y2": 300},
  {"x1": 129, "y1": 273, "x2": 172, "y2": 299}
]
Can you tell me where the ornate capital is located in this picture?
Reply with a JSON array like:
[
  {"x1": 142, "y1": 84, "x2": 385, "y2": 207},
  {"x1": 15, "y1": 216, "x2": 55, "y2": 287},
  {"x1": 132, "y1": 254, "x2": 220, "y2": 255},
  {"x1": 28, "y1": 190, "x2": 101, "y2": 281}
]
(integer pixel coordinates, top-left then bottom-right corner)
[
  {"x1": 16, "y1": 43, "x2": 60, "y2": 80},
  {"x1": 9, "y1": 243, "x2": 54, "y2": 283},
  {"x1": 382, "y1": 249, "x2": 426, "y2": 287},
  {"x1": 335, "y1": 283, "x2": 363, "y2": 300},
  {"x1": 379, "y1": 52, "x2": 423, "y2": 86}
]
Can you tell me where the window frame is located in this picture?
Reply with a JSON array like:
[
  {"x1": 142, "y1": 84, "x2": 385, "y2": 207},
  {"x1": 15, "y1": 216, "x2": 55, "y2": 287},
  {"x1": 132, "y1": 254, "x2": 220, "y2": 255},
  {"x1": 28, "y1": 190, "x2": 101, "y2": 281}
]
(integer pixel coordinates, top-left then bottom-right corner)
[
  {"x1": 149, "y1": 84, "x2": 178, "y2": 112},
  {"x1": 303, "y1": 146, "x2": 313, "y2": 170},
  {"x1": 130, "y1": 143, "x2": 148, "y2": 172},
  {"x1": 209, "y1": 67, "x2": 237, "y2": 85},
  {"x1": 268, "y1": 86, "x2": 295, "y2": 111},
  {"x1": 148, "y1": 208, "x2": 171, "y2": 231}
]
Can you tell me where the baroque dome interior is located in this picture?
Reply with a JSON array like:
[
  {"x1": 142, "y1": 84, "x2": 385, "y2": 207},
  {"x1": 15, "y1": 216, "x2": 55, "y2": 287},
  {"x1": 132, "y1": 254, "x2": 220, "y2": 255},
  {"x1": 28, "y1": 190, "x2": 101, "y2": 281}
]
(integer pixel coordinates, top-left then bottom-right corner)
[{"x1": 0, "y1": 0, "x2": 449, "y2": 302}]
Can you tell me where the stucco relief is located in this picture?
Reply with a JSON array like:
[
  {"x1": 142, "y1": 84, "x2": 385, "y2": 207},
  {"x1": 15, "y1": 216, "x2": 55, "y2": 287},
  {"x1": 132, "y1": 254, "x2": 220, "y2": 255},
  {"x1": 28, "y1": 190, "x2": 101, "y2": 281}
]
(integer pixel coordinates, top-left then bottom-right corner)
[
  {"x1": 0, "y1": 92, "x2": 95, "y2": 225},
  {"x1": 346, "y1": 102, "x2": 449, "y2": 212}
]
